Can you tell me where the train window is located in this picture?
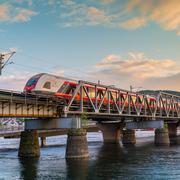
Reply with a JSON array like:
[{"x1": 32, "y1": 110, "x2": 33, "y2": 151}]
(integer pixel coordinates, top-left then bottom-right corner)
[
  {"x1": 58, "y1": 84, "x2": 68, "y2": 93},
  {"x1": 43, "y1": 82, "x2": 51, "y2": 89},
  {"x1": 66, "y1": 85, "x2": 76, "y2": 95}
]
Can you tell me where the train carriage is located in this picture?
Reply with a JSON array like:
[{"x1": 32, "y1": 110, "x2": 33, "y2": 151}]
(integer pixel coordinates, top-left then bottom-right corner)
[
  {"x1": 24, "y1": 73, "x2": 77, "y2": 94},
  {"x1": 24, "y1": 73, "x2": 158, "y2": 110}
]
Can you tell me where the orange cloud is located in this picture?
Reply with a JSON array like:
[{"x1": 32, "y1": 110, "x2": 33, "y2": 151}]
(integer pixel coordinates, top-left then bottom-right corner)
[
  {"x1": 87, "y1": 7, "x2": 110, "y2": 25},
  {"x1": 93, "y1": 52, "x2": 180, "y2": 91},
  {"x1": 120, "y1": 17, "x2": 147, "y2": 30},
  {"x1": 96, "y1": 53, "x2": 180, "y2": 79},
  {"x1": 1, "y1": 51, "x2": 179, "y2": 92},
  {"x1": 0, "y1": 3, "x2": 37, "y2": 23},
  {"x1": 57, "y1": 0, "x2": 180, "y2": 35},
  {"x1": 124, "y1": 0, "x2": 180, "y2": 34}
]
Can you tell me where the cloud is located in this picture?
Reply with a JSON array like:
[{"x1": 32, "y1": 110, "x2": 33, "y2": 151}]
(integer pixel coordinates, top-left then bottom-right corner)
[
  {"x1": 0, "y1": 3, "x2": 37, "y2": 23},
  {"x1": 96, "y1": 52, "x2": 180, "y2": 79},
  {"x1": 0, "y1": 75, "x2": 27, "y2": 90},
  {"x1": 124, "y1": 0, "x2": 180, "y2": 35},
  {"x1": 1, "y1": 50, "x2": 179, "y2": 92},
  {"x1": 12, "y1": 8, "x2": 37, "y2": 22},
  {"x1": 52, "y1": 0, "x2": 180, "y2": 36},
  {"x1": 120, "y1": 17, "x2": 147, "y2": 30},
  {"x1": 60, "y1": 1, "x2": 110, "y2": 27},
  {"x1": 0, "y1": 69, "x2": 33, "y2": 90},
  {"x1": 143, "y1": 73, "x2": 180, "y2": 90},
  {"x1": 91, "y1": 52, "x2": 180, "y2": 91}
]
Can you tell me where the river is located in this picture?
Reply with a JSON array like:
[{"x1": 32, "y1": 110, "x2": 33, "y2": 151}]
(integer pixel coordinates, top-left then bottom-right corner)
[{"x1": 0, "y1": 131, "x2": 180, "y2": 180}]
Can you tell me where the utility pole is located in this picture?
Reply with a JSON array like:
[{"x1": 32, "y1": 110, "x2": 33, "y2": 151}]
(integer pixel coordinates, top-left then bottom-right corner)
[
  {"x1": 0, "y1": 51, "x2": 15, "y2": 76},
  {"x1": 0, "y1": 54, "x2": 5, "y2": 76},
  {"x1": 130, "y1": 85, "x2": 133, "y2": 92}
]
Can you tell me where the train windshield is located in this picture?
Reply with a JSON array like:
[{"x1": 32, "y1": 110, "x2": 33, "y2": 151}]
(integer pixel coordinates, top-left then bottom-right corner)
[{"x1": 26, "y1": 74, "x2": 42, "y2": 86}]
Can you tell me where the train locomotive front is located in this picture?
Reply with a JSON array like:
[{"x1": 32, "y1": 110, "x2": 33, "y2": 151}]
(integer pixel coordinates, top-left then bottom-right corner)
[{"x1": 24, "y1": 73, "x2": 77, "y2": 95}]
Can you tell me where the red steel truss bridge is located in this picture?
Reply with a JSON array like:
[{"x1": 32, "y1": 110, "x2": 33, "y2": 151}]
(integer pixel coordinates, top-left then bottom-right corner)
[
  {"x1": 63, "y1": 81, "x2": 180, "y2": 121},
  {"x1": 0, "y1": 81, "x2": 180, "y2": 121}
]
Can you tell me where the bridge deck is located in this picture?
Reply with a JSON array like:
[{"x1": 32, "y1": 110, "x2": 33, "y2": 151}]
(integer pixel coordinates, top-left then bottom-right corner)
[
  {"x1": 0, "y1": 83, "x2": 180, "y2": 121},
  {"x1": 0, "y1": 89, "x2": 63, "y2": 118}
]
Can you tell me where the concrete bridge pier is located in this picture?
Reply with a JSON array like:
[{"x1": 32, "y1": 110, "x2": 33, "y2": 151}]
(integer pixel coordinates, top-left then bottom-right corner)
[
  {"x1": 97, "y1": 123, "x2": 123, "y2": 143},
  {"x1": 66, "y1": 128, "x2": 89, "y2": 159},
  {"x1": 122, "y1": 129, "x2": 136, "y2": 146},
  {"x1": 154, "y1": 128, "x2": 170, "y2": 146},
  {"x1": 18, "y1": 130, "x2": 40, "y2": 157}
]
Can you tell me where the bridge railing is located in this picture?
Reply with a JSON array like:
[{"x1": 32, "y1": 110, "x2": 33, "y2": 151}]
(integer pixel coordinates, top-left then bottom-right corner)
[
  {"x1": 0, "y1": 88, "x2": 64, "y2": 103},
  {"x1": 64, "y1": 81, "x2": 180, "y2": 120},
  {"x1": 157, "y1": 92, "x2": 180, "y2": 118},
  {"x1": 0, "y1": 125, "x2": 24, "y2": 133},
  {"x1": 0, "y1": 89, "x2": 64, "y2": 117}
]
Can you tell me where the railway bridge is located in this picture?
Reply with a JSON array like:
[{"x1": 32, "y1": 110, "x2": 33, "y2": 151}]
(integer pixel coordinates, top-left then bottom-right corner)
[{"x1": 0, "y1": 80, "x2": 180, "y2": 158}]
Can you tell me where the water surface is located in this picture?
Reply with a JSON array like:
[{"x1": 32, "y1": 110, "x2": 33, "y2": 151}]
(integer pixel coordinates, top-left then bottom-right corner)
[{"x1": 0, "y1": 132, "x2": 180, "y2": 180}]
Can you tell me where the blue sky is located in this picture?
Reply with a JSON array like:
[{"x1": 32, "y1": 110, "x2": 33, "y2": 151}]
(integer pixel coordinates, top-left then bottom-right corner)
[{"x1": 0, "y1": 0, "x2": 180, "y2": 91}]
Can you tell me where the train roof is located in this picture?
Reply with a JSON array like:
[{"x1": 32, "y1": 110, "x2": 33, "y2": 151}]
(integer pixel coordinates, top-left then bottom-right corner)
[{"x1": 29, "y1": 73, "x2": 77, "y2": 82}]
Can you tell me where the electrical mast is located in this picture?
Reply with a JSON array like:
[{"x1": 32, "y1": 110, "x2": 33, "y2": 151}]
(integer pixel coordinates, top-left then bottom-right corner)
[{"x1": 0, "y1": 50, "x2": 16, "y2": 75}]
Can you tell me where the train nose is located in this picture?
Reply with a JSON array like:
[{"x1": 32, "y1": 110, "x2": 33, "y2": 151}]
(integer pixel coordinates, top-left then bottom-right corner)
[{"x1": 24, "y1": 85, "x2": 35, "y2": 91}]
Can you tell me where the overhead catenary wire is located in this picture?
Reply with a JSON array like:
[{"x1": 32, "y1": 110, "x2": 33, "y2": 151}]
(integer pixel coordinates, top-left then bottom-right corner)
[
  {"x1": 0, "y1": 47, "x2": 93, "y2": 80},
  {"x1": 13, "y1": 62, "x2": 87, "y2": 81}
]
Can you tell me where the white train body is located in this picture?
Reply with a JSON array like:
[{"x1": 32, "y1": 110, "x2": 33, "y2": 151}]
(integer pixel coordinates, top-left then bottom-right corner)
[{"x1": 24, "y1": 73, "x2": 76, "y2": 94}]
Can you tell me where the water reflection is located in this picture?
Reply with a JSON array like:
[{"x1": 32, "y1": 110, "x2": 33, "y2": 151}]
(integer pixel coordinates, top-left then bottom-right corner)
[
  {"x1": 1, "y1": 134, "x2": 180, "y2": 179},
  {"x1": 97, "y1": 143, "x2": 125, "y2": 162},
  {"x1": 66, "y1": 143, "x2": 125, "y2": 180},
  {"x1": 19, "y1": 157, "x2": 39, "y2": 180},
  {"x1": 66, "y1": 159, "x2": 88, "y2": 180},
  {"x1": 88, "y1": 143, "x2": 126, "y2": 179},
  {"x1": 169, "y1": 136, "x2": 180, "y2": 145}
]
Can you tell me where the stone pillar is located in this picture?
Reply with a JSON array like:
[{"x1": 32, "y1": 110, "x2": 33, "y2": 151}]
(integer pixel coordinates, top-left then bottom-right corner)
[
  {"x1": 97, "y1": 123, "x2": 123, "y2": 143},
  {"x1": 122, "y1": 129, "x2": 136, "y2": 145},
  {"x1": 66, "y1": 128, "x2": 89, "y2": 159},
  {"x1": 154, "y1": 128, "x2": 170, "y2": 146},
  {"x1": 18, "y1": 130, "x2": 40, "y2": 157},
  {"x1": 40, "y1": 137, "x2": 46, "y2": 147}
]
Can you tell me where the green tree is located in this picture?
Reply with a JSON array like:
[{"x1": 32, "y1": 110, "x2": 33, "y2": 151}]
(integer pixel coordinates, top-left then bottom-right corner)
[{"x1": 80, "y1": 113, "x2": 88, "y2": 127}]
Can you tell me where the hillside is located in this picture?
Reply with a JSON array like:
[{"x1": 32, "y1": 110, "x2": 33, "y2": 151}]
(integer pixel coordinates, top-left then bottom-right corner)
[{"x1": 139, "y1": 90, "x2": 180, "y2": 96}]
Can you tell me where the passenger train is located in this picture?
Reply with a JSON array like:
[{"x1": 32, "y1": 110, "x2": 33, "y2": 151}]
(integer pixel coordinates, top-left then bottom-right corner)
[
  {"x1": 24, "y1": 73, "x2": 158, "y2": 107},
  {"x1": 24, "y1": 73, "x2": 76, "y2": 94}
]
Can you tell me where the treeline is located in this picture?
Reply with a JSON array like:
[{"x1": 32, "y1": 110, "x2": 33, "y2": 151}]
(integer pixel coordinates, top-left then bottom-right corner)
[{"x1": 139, "y1": 90, "x2": 180, "y2": 96}]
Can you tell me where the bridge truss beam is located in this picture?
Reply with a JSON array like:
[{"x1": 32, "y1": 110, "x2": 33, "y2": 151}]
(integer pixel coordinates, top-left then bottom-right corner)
[{"x1": 64, "y1": 81, "x2": 180, "y2": 120}]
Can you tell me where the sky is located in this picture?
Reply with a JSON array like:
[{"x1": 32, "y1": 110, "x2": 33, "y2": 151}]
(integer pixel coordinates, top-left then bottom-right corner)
[{"x1": 0, "y1": 0, "x2": 180, "y2": 91}]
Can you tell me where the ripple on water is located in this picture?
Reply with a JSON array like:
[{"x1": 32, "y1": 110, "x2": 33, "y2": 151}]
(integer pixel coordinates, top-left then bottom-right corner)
[{"x1": 0, "y1": 132, "x2": 180, "y2": 179}]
